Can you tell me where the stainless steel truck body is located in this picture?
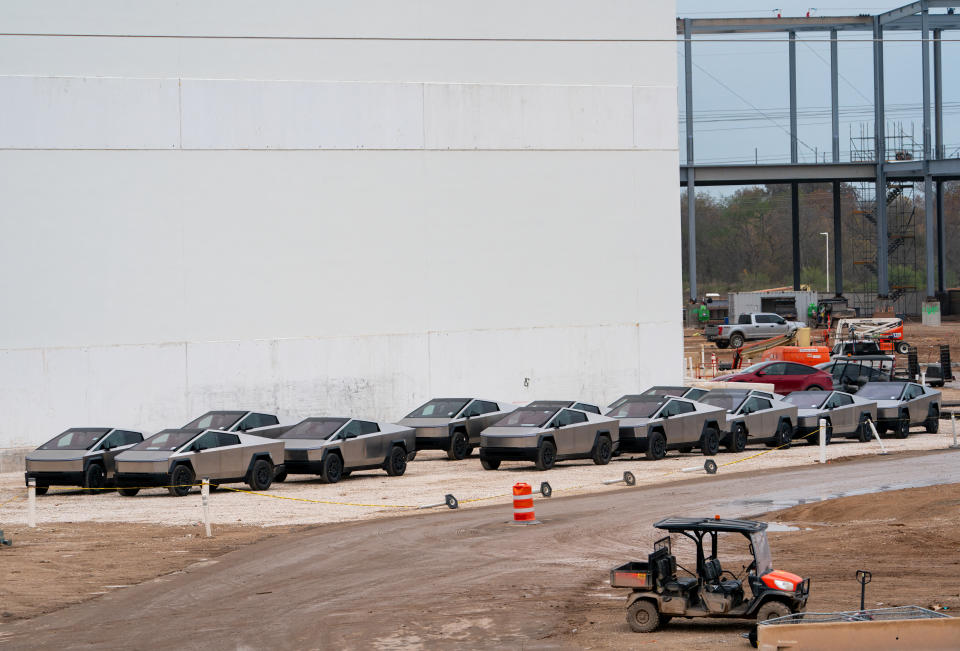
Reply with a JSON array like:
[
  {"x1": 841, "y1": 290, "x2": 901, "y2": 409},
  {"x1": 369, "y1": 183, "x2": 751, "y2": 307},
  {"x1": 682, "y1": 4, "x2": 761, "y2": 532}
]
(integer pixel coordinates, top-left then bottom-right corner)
[
  {"x1": 699, "y1": 389, "x2": 797, "y2": 452},
  {"x1": 397, "y1": 398, "x2": 517, "y2": 460},
  {"x1": 784, "y1": 390, "x2": 879, "y2": 443},
  {"x1": 609, "y1": 396, "x2": 726, "y2": 460},
  {"x1": 114, "y1": 428, "x2": 285, "y2": 496},
  {"x1": 24, "y1": 428, "x2": 144, "y2": 494},
  {"x1": 479, "y1": 404, "x2": 618, "y2": 470},
  {"x1": 255, "y1": 417, "x2": 416, "y2": 483},
  {"x1": 609, "y1": 387, "x2": 708, "y2": 411},
  {"x1": 855, "y1": 381, "x2": 941, "y2": 438},
  {"x1": 182, "y1": 410, "x2": 279, "y2": 432}
]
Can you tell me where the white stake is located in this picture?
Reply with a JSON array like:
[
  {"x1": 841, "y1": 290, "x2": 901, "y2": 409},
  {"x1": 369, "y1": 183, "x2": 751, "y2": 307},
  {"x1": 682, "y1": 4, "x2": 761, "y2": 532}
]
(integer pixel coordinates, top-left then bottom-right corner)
[
  {"x1": 201, "y1": 478, "x2": 212, "y2": 538},
  {"x1": 818, "y1": 418, "x2": 827, "y2": 464},
  {"x1": 27, "y1": 478, "x2": 36, "y2": 528},
  {"x1": 867, "y1": 419, "x2": 889, "y2": 455},
  {"x1": 951, "y1": 413, "x2": 959, "y2": 449}
]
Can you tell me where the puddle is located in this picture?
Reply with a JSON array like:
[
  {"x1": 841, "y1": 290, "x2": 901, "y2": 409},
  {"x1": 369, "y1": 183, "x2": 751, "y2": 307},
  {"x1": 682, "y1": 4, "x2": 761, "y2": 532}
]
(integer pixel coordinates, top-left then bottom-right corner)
[
  {"x1": 731, "y1": 477, "x2": 947, "y2": 513},
  {"x1": 765, "y1": 523, "x2": 807, "y2": 532}
]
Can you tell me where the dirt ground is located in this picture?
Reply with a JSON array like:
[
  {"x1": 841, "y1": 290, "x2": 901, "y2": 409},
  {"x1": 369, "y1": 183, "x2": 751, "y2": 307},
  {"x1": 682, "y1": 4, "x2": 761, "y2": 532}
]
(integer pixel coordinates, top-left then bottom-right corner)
[{"x1": 559, "y1": 482, "x2": 960, "y2": 649}]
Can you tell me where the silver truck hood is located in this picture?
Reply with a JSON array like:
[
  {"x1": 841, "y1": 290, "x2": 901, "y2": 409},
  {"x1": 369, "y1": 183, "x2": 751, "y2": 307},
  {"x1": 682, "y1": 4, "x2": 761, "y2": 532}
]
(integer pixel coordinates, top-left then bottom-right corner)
[
  {"x1": 276, "y1": 438, "x2": 333, "y2": 451},
  {"x1": 116, "y1": 450, "x2": 174, "y2": 462},
  {"x1": 25, "y1": 449, "x2": 89, "y2": 462},
  {"x1": 397, "y1": 418, "x2": 453, "y2": 429},
  {"x1": 619, "y1": 418, "x2": 654, "y2": 427},
  {"x1": 481, "y1": 426, "x2": 541, "y2": 438}
]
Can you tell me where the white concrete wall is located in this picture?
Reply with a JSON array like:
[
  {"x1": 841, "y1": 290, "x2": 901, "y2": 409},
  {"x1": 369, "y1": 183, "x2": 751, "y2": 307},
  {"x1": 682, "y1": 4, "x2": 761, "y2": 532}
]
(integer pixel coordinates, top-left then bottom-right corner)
[{"x1": 0, "y1": 0, "x2": 681, "y2": 447}]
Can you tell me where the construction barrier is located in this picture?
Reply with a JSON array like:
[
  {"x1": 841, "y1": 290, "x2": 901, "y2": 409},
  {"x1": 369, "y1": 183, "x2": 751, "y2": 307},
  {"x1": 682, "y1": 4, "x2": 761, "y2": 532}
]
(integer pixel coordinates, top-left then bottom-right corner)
[
  {"x1": 512, "y1": 482, "x2": 539, "y2": 524},
  {"x1": 602, "y1": 471, "x2": 636, "y2": 486},
  {"x1": 681, "y1": 459, "x2": 718, "y2": 475}
]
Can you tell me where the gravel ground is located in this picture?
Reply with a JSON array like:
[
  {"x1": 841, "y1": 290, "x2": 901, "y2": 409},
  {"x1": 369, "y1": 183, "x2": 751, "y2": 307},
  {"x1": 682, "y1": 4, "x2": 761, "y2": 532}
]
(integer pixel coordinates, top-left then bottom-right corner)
[{"x1": 2, "y1": 422, "x2": 957, "y2": 528}]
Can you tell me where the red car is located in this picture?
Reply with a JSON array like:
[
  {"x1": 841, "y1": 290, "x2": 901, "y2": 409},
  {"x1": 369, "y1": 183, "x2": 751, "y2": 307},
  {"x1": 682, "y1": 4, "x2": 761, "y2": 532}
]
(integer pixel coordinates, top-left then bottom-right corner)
[{"x1": 713, "y1": 361, "x2": 833, "y2": 394}]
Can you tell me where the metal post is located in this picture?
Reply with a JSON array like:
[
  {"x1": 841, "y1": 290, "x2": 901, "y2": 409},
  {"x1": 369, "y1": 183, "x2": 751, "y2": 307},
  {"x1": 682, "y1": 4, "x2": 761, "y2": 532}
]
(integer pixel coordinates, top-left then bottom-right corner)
[
  {"x1": 685, "y1": 19, "x2": 697, "y2": 302},
  {"x1": 818, "y1": 418, "x2": 827, "y2": 464},
  {"x1": 934, "y1": 29, "x2": 943, "y2": 160},
  {"x1": 951, "y1": 413, "x2": 959, "y2": 449},
  {"x1": 937, "y1": 180, "x2": 945, "y2": 293},
  {"x1": 789, "y1": 32, "x2": 798, "y2": 164},
  {"x1": 27, "y1": 478, "x2": 36, "y2": 528},
  {"x1": 921, "y1": 3, "x2": 935, "y2": 299},
  {"x1": 830, "y1": 28, "x2": 843, "y2": 297},
  {"x1": 792, "y1": 182, "x2": 801, "y2": 290},
  {"x1": 833, "y1": 183, "x2": 843, "y2": 296},
  {"x1": 873, "y1": 17, "x2": 889, "y2": 297},
  {"x1": 823, "y1": 232, "x2": 830, "y2": 294},
  {"x1": 201, "y1": 478, "x2": 212, "y2": 538}
]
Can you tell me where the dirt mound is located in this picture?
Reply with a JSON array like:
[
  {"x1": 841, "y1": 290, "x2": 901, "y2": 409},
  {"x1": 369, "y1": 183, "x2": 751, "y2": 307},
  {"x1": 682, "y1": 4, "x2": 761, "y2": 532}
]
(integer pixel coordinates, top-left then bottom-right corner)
[{"x1": 771, "y1": 483, "x2": 960, "y2": 525}]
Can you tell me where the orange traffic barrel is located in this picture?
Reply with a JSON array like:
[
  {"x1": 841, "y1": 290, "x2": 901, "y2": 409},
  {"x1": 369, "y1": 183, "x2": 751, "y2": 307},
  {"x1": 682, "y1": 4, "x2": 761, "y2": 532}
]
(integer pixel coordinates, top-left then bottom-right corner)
[{"x1": 513, "y1": 482, "x2": 539, "y2": 524}]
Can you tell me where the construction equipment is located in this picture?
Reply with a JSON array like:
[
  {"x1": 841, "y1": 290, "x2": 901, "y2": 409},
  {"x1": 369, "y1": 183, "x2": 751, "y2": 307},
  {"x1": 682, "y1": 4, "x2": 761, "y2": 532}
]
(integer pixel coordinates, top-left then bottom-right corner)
[
  {"x1": 731, "y1": 331, "x2": 797, "y2": 370},
  {"x1": 611, "y1": 517, "x2": 810, "y2": 633},
  {"x1": 832, "y1": 318, "x2": 910, "y2": 355}
]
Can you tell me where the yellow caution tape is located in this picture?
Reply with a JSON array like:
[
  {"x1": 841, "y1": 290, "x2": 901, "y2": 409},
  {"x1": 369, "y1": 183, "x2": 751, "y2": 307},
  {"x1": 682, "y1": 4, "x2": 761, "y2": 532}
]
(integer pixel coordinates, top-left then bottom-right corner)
[{"x1": 215, "y1": 485, "x2": 417, "y2": 509}]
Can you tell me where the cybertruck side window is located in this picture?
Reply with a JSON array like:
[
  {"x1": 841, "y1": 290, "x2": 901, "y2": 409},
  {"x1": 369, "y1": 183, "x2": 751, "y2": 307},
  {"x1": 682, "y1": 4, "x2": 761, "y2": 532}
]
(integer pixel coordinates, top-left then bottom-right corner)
[
  {"x1": 564, "y1": 410, "x2": 588, "y2": 425},
  {"x1": 192, "y1": 432, "x2": 221, "y2": 451},
  {"x1": 357, "y1": 420, "x2": 381, "y2": 435},
  {"x1": 673, "y1": 401, "x2": 695, "y2": 415},
  {"x1": 685, "y1": 389, "x2": 708, "y2": 401}
]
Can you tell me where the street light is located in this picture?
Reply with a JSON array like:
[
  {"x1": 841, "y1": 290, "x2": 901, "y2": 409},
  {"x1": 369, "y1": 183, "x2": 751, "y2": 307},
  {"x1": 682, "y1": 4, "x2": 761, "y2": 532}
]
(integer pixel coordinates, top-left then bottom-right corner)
[{"x1": 820, "y1": 232, "x2": 829, "y2": 295}]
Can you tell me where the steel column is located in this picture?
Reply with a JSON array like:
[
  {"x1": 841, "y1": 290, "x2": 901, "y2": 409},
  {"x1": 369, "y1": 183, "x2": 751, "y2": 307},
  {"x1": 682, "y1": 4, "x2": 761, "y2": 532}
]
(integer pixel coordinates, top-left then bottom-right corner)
[
  {"x1": 937, "y1": 180, "x2": 945, "y2": 293},
  {"x1": 790, "y1": 32, "x2": 800, "y2": 290},
  {"x1": 921, "y1": 3, "x2": 935, "y2": 298},
  {"x1": 792, "y1": 182, "x2": 801, "y2": 290},
  {"x1": 934, "y1": 29, "x2": 943, "y2": 161},
  {"x1": 684, "y1": 19, "x2": 697, "y2": 302},
  {"x1": 833, "y1": 182, "x2": 843, "y2": 296},
  {"x1": 873, "y1": 18, "x2": 889, "y2": 297},
  {"x1": 789, "y1": 32, "x2": 798, "y2": 164},
  {"x1": 830, "y1": 28, "x2": 842, "y2": 297}
]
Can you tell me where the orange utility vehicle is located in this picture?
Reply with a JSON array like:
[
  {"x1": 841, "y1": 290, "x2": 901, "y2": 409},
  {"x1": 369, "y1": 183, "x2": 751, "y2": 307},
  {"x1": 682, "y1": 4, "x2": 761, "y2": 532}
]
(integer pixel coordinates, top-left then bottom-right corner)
[
  {"x1": 833, "y1": 318, "x2": 910, "y2": 355},
  {"x1": 761, "y1": 346, "x2": 831, "y2": 366}
]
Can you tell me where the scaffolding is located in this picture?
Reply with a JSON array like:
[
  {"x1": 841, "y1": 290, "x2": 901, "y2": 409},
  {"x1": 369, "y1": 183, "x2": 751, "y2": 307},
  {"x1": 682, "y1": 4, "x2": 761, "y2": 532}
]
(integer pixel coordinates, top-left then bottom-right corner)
[{"x1": 849, "y1": 123, "x2": 923, "y2": 315}]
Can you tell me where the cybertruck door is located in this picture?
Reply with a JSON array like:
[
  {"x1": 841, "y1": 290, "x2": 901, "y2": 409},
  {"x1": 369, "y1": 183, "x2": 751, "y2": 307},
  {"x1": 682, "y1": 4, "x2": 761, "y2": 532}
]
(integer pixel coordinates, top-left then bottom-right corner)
[
  {"x1": 826, "y1": 393, "x2": 855, "y2": 432},
  {"x1": 99, "y1": 431, "x2": 140, "y2": 478},
  {"x1": 189, "y1": 432, "x2": 224, "y2": 479},
  {"x1": 902, "y1": 384, "x2": 927, "y2": 424},
  {"x1": 664, "y1": 401, "x2": 699, "y2": 445},
  {"x1": 354, "y1": 420, "x2": 385, "y2": 464},
  {"x1": 336, "y1": 421, "x2": 367, "y2": 467}
]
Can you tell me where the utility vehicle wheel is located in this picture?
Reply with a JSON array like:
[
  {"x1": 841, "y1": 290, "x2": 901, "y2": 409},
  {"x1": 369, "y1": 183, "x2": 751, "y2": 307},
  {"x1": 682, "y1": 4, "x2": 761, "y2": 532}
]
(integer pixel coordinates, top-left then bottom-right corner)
[
  {"x1": 248, "y1": 459, "x2": 273, "y2": 490},
  {"x1": 447, "y1": 431, "x2": 469, "y2": 461},
  {"x1": 34, "y1": 485, "x2": 49, "y2": 496},
  {"x1": 756, "y1": 600, "x2": 791, "y2": 623},
  {"x1": 896, "y1": 341, "x2": 910, "y2": 355},
  {"x1": 118, "y1": 487, "x2": 139, "y2": 497},
  {"x1": 480, "y1": 456, "x2": 501, "y2": 470},
  {"x1": 84, "y1": 463, "x2": 106, "y2": 495},
  {"x1": 168, "y1": 465, "x2": 195, "y2": 497},
  {"x1": 646, "y1": 431, "x2": 667, "y2": 460},
  {"x1": 592, "y1": 435, "x2": 613, "y2": 465},
  {"x1": 273, "y1": 468, "x2": 288, "y2": 483},
  {"x1": 321, "y1": 453, "x2": 343, "y2": 484},
  {"x1": 729, "y1": 333, "x2": 745, "y2": 349},
  {"x1": 726, "y1": 425, "x2": 747, "y2": 453},
  {"x1": 857, "y1": 416, "x2": 872, "y2": 442},
  {"x1": 535, "y1": 440, "x2": 557, "y2": 471},
  {"x1": 385, "y1": 445, "x2": 407, "y2": 477},
  {"x1": 701, "y1": 427, "x2": 720, "y2": 456},
  {"x1": 715, "y1": 340, "x2": 729, "y2": 350},
  {"x1": 925, "y1": 406, "x2": 940, "y2": 433},
  {"x1": 894, "y1": 411, "x2": 910, "y2": 439},
  {"x1": 626, "y1": 600, "x2": 661, "y2": 633}
]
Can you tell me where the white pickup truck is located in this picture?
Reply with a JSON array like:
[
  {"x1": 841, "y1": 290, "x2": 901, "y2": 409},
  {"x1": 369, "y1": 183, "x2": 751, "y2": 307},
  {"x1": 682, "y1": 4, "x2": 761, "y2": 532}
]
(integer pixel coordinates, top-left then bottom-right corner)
[{"x1": 705, "y1": 313, "x2": 805, "y2": 349}]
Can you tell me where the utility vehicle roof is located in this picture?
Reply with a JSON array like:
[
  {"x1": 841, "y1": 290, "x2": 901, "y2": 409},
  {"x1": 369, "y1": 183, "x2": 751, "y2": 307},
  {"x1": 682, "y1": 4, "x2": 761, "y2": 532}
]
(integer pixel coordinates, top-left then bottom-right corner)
[{"x1": 654, "y1": 517, "x2": 767, "y2": 533}]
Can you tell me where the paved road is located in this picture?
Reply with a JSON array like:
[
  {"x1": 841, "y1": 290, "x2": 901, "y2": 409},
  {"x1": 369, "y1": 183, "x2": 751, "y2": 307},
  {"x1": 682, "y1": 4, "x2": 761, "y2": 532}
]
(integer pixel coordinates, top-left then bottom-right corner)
[{"x1": 4, "y1": 450, "x2": 958, "y2": 649}]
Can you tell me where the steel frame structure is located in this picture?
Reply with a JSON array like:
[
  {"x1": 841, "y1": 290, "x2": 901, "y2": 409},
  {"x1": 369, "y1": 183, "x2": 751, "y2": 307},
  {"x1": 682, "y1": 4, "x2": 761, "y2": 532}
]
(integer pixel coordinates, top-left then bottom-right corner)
[{"x1": 679, "y1": 1, "x2": 960, "y2": 302}]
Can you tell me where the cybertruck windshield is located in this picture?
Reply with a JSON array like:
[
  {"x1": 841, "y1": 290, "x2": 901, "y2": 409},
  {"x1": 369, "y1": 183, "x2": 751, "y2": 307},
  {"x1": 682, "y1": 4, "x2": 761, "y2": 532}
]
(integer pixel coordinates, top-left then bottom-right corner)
[
  {"x1": 784, "y1": 392, "x2": 831, "y2": 410},
  {"x1": 39, "y1": 428, "x2": 111, "y2": 451},
  {"x1": 277, "y1": 418, "x2": 349, "y2": 440},
  {"x1": 406, "y1": 399, "x2": 471, "y2": 419},
  {"x1": 183, "y1": 411, "x2": 246, "y2": 430},
  {"x1": 857, "y1": 383, "x2": 907, "y2": 401},
  {"x1": 607, "y1": 399, "x2": 663, "y2": 419},
  {"x1": 700, "y1": 391, "x2": 749, "y2": 412},
  {"x1": 493, "y1": 408, "x2": 557, "y2": 428}
]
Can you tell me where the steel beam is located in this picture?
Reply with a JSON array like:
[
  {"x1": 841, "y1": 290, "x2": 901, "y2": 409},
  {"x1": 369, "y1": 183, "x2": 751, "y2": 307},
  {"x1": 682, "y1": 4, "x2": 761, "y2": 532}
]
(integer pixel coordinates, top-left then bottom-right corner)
[
  {"x1": 684, "y1": 19, "x2": 696, "y2": 302},
  {"x1": 874, "y1": 18, "x2": 889, "y2": 298},
  {"x1": 674, "y1": 12, "x2": 960, "y2": 34},
  {"x1": 934, "y1": 29, "x2": 943, "y2": 160},
  {"x1": 831, "y1": 29, "x2": 840, "y2": 164},
  {"x1": 922, "y1": 3, "x2": 936, "y2": 298},
  {"x1": 789, "y1": 32, "x2": 798, "y2": 164},
  {"x1": 833, "y1": 181, "x2": 843, "y2": 296},
  {"x1": 937, "y1": 180, "x2": 946, "y2": 293},
  {"x1": 792, "y1": 182, "x2": 801, "y2": 291}
]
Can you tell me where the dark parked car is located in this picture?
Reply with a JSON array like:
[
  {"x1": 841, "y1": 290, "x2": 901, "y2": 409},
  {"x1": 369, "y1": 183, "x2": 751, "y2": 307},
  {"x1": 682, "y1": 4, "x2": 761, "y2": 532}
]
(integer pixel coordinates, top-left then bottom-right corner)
[
  {"x1": 713, "y1": 361, "x2": 833, "y2": 394},
  {"x1": 24, "y1": 428, "x2": 144, "y2": 494}
]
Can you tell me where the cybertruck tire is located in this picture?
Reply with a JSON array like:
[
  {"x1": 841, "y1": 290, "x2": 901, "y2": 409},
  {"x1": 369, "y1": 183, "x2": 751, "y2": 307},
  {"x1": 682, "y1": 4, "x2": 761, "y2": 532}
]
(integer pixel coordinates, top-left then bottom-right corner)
[
  {"x1": 592, "y1": 435, "x2": 613, "y2": 465},
  {"x1": 646, "y1": 431, "x2": 667, "y2": 460},
  {"x1": 84, "y1": 463, "x2": 106, "y2": 495},
  {"x1": 248, "y1": 458, "x2": 273, "y2": 491},
  {"x1": 480, "y1": 456, "x2": 501, "y2": 471},
  {"x1": 118, "y1": 488, "x2": 140, "y2": 497},
  {"x1": 385, "y1": 445, "x2": 407, "y2": 477},
  {"x1": 273, "y1": 468, "x2": 288, "y2": 483},
  {"x1": 321, "y1": 453, "x2": 343, "y2": 484},
  {"x1": 726, "y1": 425, "x2": 747, "y2": 453},
  {"x1": 34, "y1": 485, "x2": 49, "y2": 496},
  {"x1": 701, "y1": 426, "x2": 720, "y2": 456},
  {"x1": 168, "y1": 464, "x2": 195, "y2": 497},
  {"x1": 894, "y1": 411, "x2": 910, "y2": 439},
  {"x1": 535, "y1": 440, "x2": 557, "y2": 471},
  {"x1": 925, "y1": 406, "x2": 939, "y2": 433},
  {"x1": 626, "y1": 599, "x2": 661, "y2": 633},
  {"x1": 447, "y1": 431, "x2": 469, "y2": 461}
]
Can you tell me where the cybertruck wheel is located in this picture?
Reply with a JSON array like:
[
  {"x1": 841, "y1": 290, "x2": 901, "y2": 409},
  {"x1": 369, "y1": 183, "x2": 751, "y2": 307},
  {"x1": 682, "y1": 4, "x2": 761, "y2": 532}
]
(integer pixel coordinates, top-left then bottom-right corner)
[
  {"x1": 273, "y1": 468, "x2": 288, "y2": 483},
  {"x1": 925, "y1": 406, "x2": 940, "y2": 433},
  {"x1": 84, "y1": 463, "x2": 106, "y2": 495},
  {"x1": 726, "y1": 425, "x2": 747, "y2": 453},
  {"x1": 535, "y1": 440, "x2": 556, "y2": 470},
  {"x1": 480, "y1": 456, "x2": 501, "y2": 470},
  {"x1": 626, "y1": 599, "x2": 661, "y2": 633},
  {"x1": 118, "y1": 488, "x2": 140, "y2": 497},
  {"x1": 447, "y1": 431, "x2": 469, "y2": 461},
  {"x1": 168, "y1": 465, "x2": 195, "y2": 497},
  {"x1": 386, "y1": 446, "x2": 407, "y2": 477},
  {"x1": 646, "y1": 431, "x2": 667, "y2": 460},
  {"x1": 592, "y1": 435, "x2": 613, "y2": 465},
  {"x1": 248, "y1": 459, "x2": 274, "y2": 491},
  {"x1": 894, "y1": 411, "x2": 910, "y2": 439},
  {"x1": 775, "y1": 420, "x2": 793, "y2": 448},
  {"x1": 34, "y1": 485, "x2": 49, "y2": 496},
  {"x1": 756, "y1": 600, "x2": 791, "y2": 623},
  {"x1": 701, "y1": 427, "x2": 720, "y2": 456},
  {"x1": 857, "y1": 415, "x2": 872, "y2": 442},
  {"x1": 321, "y1": 453, "x2": 343, "y2": 484},
  {"x1": 679, "y1": 445, "x2": 693, "y2": 454}
]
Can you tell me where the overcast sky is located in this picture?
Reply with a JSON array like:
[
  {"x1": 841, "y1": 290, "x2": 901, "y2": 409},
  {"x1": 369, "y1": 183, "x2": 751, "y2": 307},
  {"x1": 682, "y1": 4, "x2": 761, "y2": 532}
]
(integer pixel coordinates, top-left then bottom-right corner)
[{"x1": 675, "y1": 1, "x2": 959, "y2": 169}]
